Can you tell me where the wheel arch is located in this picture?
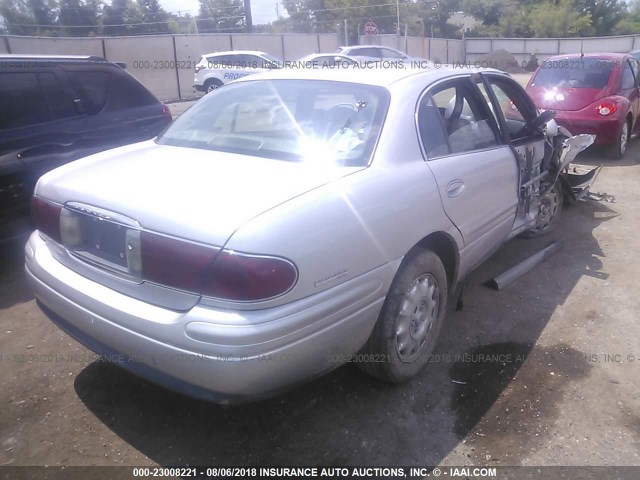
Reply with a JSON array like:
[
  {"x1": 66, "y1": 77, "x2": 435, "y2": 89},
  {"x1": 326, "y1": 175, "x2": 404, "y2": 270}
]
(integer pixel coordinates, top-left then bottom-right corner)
[{"x1": 410, "y1": 231, "x2": 460, "y2": 291}]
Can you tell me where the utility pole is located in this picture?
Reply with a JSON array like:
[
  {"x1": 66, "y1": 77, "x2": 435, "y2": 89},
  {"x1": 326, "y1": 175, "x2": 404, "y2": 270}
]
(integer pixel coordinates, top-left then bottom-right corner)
[
  {"x1": 244, "y1": 0, "x2": 253, "y2": 32},
  {"x1": 275, "y1": 2, "x2": 280, "y2": 20}
]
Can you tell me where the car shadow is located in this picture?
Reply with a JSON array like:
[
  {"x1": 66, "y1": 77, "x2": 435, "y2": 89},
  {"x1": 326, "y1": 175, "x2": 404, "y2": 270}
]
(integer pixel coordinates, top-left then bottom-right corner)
[
  {"x1": 72, "y1": 194, "x2": 618, "y2": 466},
  {"x1": 0, "y1": 235, "x2": 34, "y2": 309}
]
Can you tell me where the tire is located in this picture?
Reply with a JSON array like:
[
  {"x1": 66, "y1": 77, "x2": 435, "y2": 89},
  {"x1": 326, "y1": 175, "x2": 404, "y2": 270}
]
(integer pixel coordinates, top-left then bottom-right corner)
[
  {"x1": 522, "y1": 181, "x2": 563, "y2": 238},
  {"x1": 607, "y1": 117, "x2": 631, "y2": 160},
  {"x1": 358, "y1": 248, "x2": 448, "y2": 383},
  {"x1": 204, "y1": 79, "x2": 223, "y2": 93}
]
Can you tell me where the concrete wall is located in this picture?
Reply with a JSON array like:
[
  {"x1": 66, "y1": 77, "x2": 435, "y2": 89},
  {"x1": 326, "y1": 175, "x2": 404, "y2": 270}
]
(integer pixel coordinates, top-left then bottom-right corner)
[
  {"x1": 5, "y1": 32, "x2": 640, "y2": 100},
  {"x1": 466, "y1": 34, "x2": 640, "y2": 65},
  {"x1": 1, "y1": 33, "x2": 340, "y2": 100}
]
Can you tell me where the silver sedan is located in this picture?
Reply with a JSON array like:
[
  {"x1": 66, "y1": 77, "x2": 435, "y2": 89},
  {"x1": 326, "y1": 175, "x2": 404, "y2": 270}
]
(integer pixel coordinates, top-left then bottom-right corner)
[{"x1": 26, "y1": 67, "x2": 595, "y2": 402}]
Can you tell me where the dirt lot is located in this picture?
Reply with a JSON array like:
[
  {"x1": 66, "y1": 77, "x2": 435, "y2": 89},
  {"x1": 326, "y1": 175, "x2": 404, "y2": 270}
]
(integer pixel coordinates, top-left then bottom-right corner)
[{"x1": 1, "y1": 131, "x2": 639, "y2": 471}]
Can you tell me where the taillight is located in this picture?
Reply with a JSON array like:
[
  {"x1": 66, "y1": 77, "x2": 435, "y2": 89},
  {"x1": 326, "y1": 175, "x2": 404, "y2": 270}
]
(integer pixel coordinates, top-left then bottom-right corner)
[
  {"x1": 203, "y1": 250, "x2": 298, "y2": 302},
  {"x1": 596, "y1": 103, "x2": 617, "y2": 116},
  {"x1": 140, "y1": 231, "x2": 218, "y2": 293},
  {"x1": 31, "y1": 196, "x2": 62, "y2": 243},
  {"x1": 161, "y1": 104, "x2": 171, "y2": 119}
]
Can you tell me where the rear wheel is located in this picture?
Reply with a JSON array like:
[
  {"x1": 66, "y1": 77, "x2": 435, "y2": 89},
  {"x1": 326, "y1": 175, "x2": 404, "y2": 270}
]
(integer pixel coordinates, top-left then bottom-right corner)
[
  {"x1": 358, "y1": 249, "x2": 447, "y2": 383},
  {"x1": 204, "y1": 78, "x2": 223, "y2": 93},
  {"x1": 522, "y1": 181, "x2": 563, "y2": 238},
  {"x1": 607, "y1": 117, "x2": 631, "y2": 160}
]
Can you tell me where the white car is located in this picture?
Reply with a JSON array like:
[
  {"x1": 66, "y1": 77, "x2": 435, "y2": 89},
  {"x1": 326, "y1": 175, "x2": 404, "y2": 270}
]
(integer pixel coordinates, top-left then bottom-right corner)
[
  {"x1": 194, "y1": 50, "x2": 282, "y2": 93},
  {"x1": 296, "y1": 53, "x2": 358, "y2": 68},
  {"x1": 338, "y1": 45, "x2": 429, "y2": 67}
]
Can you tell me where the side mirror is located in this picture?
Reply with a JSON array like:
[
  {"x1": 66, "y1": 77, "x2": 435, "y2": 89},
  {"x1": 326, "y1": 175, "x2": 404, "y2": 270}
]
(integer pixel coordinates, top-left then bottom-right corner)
[
  {"x1": 543, "y1": 118, "x2": 558, "y2": 137},
  {"x1": 526, "y1": 109, "x2": 555, "y2": 132}
]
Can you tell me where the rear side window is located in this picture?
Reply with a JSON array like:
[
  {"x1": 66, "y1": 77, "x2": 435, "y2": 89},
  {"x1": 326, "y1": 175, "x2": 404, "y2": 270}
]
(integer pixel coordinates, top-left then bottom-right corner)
[
  {"x1": 622, "y1": 61, "x2": 636, "y2": 89},
  {"x1": 418, "y1": 80, "x2": 498, "y2": 158},
  {"x1": 381, "y1": 49, "x2": 404, "y2": 59},
  {"x1": 109, "y1": 71, "x2": 159, "y2": 110},
  {"x1": 531, "y1": 58, "x2": 613, "y2": 89},
  {"x1": 38, "y1": 72, "x2": 77, "y2": 120},
  {"x1": 0, "y1": 72, "x2": 50, "y2": 130},
  {"x1": 352, "y1": 48, "x2": 381, "y2": 58},
  {"x1": 67, "y1": 71, "x2": 110, "y2": 115}
]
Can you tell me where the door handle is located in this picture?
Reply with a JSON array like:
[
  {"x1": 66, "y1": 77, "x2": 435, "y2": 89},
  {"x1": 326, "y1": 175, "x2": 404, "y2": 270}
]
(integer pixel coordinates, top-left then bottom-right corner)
[{"x1": 446, "y1": 179, "x2": 465, "y2": 198}]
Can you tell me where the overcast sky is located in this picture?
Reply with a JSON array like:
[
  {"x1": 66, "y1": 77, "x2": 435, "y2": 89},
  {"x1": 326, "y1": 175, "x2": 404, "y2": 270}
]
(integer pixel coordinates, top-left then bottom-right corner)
[{"x1": 160, "y1": 0, "x2": 283, "y2": 25}]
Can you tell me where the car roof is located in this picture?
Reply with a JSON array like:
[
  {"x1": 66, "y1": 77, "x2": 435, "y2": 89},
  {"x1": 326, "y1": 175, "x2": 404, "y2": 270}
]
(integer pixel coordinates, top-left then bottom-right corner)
[
  {"x1": 203, "y1": 50, "x2": 271, "y2": 57},
  {"x1": 544, "y1": 52, "x2": 630, "y2": 61},
  {"x1": 0, "y1": 54, "x2": 109, "y2": 63},
  {"x1": 344, "y1": 45, "x2": 400, "y2": 50},
  {"x1": 236, "y1": 66, "x2": 505, "y2": 88}
]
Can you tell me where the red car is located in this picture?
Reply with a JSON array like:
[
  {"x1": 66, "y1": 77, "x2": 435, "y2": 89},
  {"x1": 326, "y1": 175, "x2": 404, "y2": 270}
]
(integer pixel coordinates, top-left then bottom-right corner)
[{"x1": 526, "y1": 53, "x2": 640, "y2": 159}]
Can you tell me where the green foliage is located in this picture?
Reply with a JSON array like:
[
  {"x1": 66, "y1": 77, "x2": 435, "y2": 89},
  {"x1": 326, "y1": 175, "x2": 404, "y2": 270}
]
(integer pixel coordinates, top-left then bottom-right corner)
[
  {"x1": 59, "y1": 0, "x2": 101, "y2": 36},
  {"x1": 198, "y1": 0, "x2": 245, "y2": 33},
  {"x1": 529, "y1": 0, "x2": 593, "y2": 37},
  {"x1": 463, "y1": 0, "x2": 631, "y2": 37}
]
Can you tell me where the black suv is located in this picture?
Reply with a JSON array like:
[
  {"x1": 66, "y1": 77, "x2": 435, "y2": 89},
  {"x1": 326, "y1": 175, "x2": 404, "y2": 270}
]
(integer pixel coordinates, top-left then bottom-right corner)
[{"x1": 0, "y1": 55, "x2": 172, "y2": 241}]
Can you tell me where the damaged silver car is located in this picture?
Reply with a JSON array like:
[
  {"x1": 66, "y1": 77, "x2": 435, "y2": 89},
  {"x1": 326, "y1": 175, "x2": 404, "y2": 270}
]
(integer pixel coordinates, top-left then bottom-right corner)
[{"x1": 25, "y1": 68, "x2": 597, "y2": 402}]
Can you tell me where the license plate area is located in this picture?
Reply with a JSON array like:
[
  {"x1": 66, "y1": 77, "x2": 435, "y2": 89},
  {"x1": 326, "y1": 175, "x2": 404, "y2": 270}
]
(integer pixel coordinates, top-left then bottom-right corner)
[
  {"x1": 61, "y1": 203, "x2": 141, "y2": 279},
  {"x1": 77, "y1": 216, "x2": 128, "y2": 269}
]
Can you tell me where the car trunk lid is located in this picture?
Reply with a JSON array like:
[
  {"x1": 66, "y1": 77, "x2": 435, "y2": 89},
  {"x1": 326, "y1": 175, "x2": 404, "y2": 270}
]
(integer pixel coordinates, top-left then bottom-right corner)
[{"x1": 36, "y1": 140, "x2": 363, "y2": 248}]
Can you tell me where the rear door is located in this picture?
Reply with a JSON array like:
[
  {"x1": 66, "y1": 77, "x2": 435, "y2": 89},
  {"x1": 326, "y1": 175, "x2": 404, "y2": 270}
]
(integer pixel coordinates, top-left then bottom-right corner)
[{"x1": 417, "y1": 76, "x2": 519, "y2": 273}]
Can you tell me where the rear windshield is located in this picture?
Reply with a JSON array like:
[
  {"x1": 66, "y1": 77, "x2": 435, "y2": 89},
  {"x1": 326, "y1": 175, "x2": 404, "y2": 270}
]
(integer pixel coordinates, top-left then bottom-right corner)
[
  {"x1": 530, "y1": 58, "x2": 614, "y2": 89},
  {"x1": 157, "y1": 80, "x2": 389, "y2": 166}
]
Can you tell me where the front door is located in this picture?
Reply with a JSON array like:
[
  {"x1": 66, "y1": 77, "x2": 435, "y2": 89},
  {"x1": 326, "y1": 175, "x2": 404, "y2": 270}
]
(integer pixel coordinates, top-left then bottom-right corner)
[{"x1": 479, "y1": 73, "x2": 548, "y2": 234}]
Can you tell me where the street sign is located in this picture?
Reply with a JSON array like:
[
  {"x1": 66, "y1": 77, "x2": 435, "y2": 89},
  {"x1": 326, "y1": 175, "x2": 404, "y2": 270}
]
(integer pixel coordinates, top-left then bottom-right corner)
[{"x1": 364, "y1": 21, "x2": 378, "y2": 35}]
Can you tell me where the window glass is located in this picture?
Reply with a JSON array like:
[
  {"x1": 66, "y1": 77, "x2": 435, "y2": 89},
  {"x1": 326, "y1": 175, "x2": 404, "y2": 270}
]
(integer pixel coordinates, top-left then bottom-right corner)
[
  {"x1": 483, "y1": 78, "x2": 536, "y2": 140},
  {"x1": 0, "y1": 72, "x2": 50, "y2": 130},
  {"x1": 206, "y1": 55, "x2": 231, "y2": 68},
  {"x1": 109, "y1": 71, "x2": 158, "y2": 110},
  {"x1": 418, "y1": 81, "x2": 498, "y2": 158},
  {"x1": 67, "y1": 70, "x2": 110, "y2": 115},
  {"x1": 352, "y1": 48, "x2": 382, "y2": 58},
  {"x1": 622, "y1": 62, "x2": 636, "y2": 89},
  {"x1": 631, "y1": 59, "x2": 640, "y2": 85},
  {"x1": 158, "y1": 80, "x2": 389, "y2": 166},
  {"x1": 38, "y1": 72, "x2": 76, "y2": 120},
  {"x1": 530, "y1": 58, "x2": 613, "y2": 89},
  {"x1": 381, "y1": 48, "x2": 404, "y2": 59}
]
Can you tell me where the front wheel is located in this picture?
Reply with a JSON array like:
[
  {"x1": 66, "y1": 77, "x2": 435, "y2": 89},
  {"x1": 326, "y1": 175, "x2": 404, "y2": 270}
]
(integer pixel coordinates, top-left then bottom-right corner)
[
  {"x1": 358, "y1": 249, "x2": 448, "y2": 383},
  {"x1": 607, "y1": 117, "x2": 630, "y2": 160},
  {"x1": 522, "y1": 181, "x2": 563, "y2": 238}
]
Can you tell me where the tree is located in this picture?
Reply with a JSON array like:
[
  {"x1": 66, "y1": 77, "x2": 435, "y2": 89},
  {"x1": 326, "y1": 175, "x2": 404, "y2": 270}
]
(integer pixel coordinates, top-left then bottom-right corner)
[
  {"x1": 102, "y1": 0, "x2": 144, "y2": 35},
  {"x1": 138, "y1": 0, "x2": 170, "y2": 33},
  {"x1": 529, "y1": 0, "x2": 592, "y2": 37},
  {"x1": 58, "y1": 0, "x2": 101, "y2": 36},
  {"x1": 31, "y1": 0, "x2": 58, "y2": 33},
  {"x1": 198, "y1": 0, "x2": 246, "y2": 33},
  {"x1": 0, "y1": 0, "x2": 36, "y2": 35},
  {"x1": 575, "y1": 0, "x2": 625, "y2": 35}
]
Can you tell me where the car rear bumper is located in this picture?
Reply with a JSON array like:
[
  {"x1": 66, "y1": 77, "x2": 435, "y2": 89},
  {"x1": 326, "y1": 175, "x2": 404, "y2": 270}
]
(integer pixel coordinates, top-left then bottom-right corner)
[
  {"x1": 194, "y1": 84, "x2": 206, "y2": 93},
  {"x1": 25, "y1": 232, "x2": 396, "y2": 403},
  {"x1": 553, "y1": 112, "x2": 623, "y2": 145}
]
